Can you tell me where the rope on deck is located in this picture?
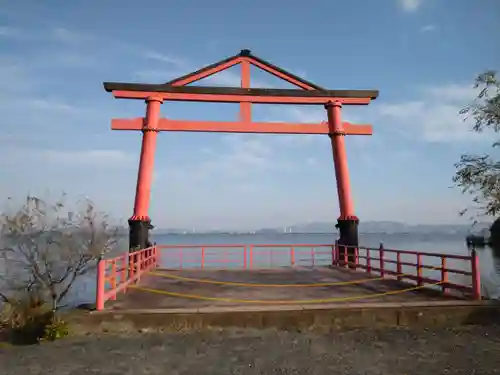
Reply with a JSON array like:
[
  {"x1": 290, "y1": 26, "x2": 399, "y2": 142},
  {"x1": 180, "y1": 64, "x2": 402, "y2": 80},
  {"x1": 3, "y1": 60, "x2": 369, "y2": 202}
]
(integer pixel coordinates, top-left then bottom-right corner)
[
  {"x1": 146, "y1": 266, "x2": 442, "y2": 288},
  {"x1": 127, "y1": 281, "x2": 444, "y2": 304}
]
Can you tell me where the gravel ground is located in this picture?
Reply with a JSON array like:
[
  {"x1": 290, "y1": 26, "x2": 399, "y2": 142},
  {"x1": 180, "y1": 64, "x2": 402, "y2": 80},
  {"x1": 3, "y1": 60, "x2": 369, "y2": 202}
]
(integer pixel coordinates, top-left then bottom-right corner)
[{"x1": 1, "y1": 326, "x2": 500, "y2": 375}]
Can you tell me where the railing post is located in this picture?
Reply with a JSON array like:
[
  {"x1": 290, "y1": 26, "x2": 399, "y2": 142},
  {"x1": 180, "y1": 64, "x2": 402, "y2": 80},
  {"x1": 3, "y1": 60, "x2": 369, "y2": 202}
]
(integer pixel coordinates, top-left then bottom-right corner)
[
  {"x1": 332, "y1": 241, "x2": 337, "y2": 265},
  {"x1": 441, "y1": 256, "x2": 448, "y2": 294},
  {"x1": 366, "y1": 248, "x2": 371, "y2": 274},
  {"x1": 122, "y1": 253, "x2": 128, "y2": 293},
  {"x1": 249, "y1": 245, "x2": 253, "y2": 269},
  {"x1": 379, "y1": 243, "x2": 385, "y2": 277},
  {"x1": 136, "y1": 251, "x2": 141, "y2": 282},
  {"x1": 354, "y1": 246, "x2": 358, "y2": 270},
  {"x1": 417, "y1": 254, "x2": 423, "y2": 286},
  {"x1": 471, "y1": 249, "x2": 481, "y2": 300},
  {"x1": 110, "y1": 260, "x2": 117, "y2": 301},
  {"x1": 243, "y1": 246, "x2": 247, "y2": 269},
  {"x1": 396, "y1": 252, "x2": 402, "y2": 281},
  {"x1": 291, "y1": 246, "x2": 295, "y2": 267},
  {"x1": 129, "y1": 253, "x2": 135, "y2": 280},
  {"x1": 96, "y1": 257, "x2": 105, "y2": 311},
  {"x1": 201, "y1": 247, "x2": 205, "y2": 269},
  {"x1": 343, "y1": 245, "x2": 348, "y2": 267}
]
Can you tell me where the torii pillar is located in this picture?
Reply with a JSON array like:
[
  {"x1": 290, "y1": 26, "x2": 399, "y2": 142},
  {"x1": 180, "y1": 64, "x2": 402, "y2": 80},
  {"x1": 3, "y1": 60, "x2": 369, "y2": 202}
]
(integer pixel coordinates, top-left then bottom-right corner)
[
  {"x1": 326, "y1": 101, "x2": 358, "y2": 264},
  {"x1": 128, "y1": 97, "x2": 163, "y2": 251}
]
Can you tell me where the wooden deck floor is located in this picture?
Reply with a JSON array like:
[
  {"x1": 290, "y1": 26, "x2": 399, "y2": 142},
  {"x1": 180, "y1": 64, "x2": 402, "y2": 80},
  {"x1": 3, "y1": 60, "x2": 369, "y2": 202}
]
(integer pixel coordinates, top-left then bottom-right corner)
[{"x1": 105, "y1": 266, "x2": 464, "y2": 312}]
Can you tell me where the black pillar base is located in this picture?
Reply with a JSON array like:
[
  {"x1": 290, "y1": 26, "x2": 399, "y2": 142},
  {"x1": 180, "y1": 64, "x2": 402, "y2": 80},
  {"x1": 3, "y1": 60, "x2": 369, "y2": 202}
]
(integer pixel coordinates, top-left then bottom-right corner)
[
  {"x1": 128, "y1": 218, "x2": 151, "y2": 252},
  {"x1": 335, "y1": 217, "x2": 359, "y2": 266}
]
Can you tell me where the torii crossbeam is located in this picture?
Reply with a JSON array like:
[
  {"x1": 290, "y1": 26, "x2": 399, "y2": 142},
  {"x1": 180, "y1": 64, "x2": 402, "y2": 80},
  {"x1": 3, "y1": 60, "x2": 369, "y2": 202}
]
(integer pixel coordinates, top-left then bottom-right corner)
[{"x1": 103, "y1": 49, "x2": 379, "y2": 260}]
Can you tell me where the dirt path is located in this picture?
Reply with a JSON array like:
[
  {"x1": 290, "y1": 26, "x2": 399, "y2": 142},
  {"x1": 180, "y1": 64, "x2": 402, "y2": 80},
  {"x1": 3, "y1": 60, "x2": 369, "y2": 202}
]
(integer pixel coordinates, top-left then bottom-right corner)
[{"x1": 1, "y1": 326, "x2": 500, "y2": 374}]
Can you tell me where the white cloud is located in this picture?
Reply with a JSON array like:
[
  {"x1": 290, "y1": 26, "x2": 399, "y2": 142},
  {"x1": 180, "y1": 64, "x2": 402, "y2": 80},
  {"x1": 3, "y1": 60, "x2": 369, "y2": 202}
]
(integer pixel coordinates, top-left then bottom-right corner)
[
  {"x1": 133, "y1": 69, "x2": 186, "y2": 81},
  {"x1": 197, "y1": 135, "x2": 274, "y2": 176},
  {"x1": 265, "y1": 104, "x2": 362, "y2": 125},
  {"x1": 306, "y1": 157, "x2": 317, "y2": 166},
  {"x1": 135, "y1": 61, "x2": 273, "y2": 87},
  {"x1": 398, "y1": 0, "x2": 422, "y2": 12},
  {"x1": 0, "y1": 24, "x2": 275, "y2": 90},
  {"x1": 420, "y1": 24, "x2": 437, "y2": 33},
  {"x1": 0, "y1": 25, "x2": 93, "y2": 44},
  {"x1": 183, "y1": 65, "x2": 270, "y2": 87},
  {"x1": 0, "y1": 44, "x2": 107, "y2": 141},
  {"x1": 204, "y1": 70, "x2": 243, "y2": 86},
  {"x1": 376, "y1": 83, "x2": 482, "y2": 142},
  {"x1": 0, "y1": 24, "x2": 181, "y2": 74},
  {"x1": 42, "y1": 149, "x2": 134, "y2": 166},
  {"x1": 0, "y1": 25, "x2": 25, "y2": 38},
  {"x1": 25, "y1": 98, "x2": 83, "y2": 114},
  {"x1": 142, "y1": 51, "x2": 186, "y2": 66},
  {"x1": 0, "y1": 60, "x2": 35, "y2": 92},
  {"x1": 0, "y1": 91, "x2": 96, "y2": 134},
  {"x1": 425, "y1": 83, "x2": 476, "y2": 102},
  {"x1": 1, "y1": 148, "x2": 135, "y2": 170},
  {"x1": 378, "y1": 100, "x2": 424, "y2": 119},
  {"x1": 166, "y1": 131, "x2": 319, "y2": 190},
  {"x1": 50, "y1": 27, "x2": 93, "y2": 44},
  {"x1": 44, "y1": 52, "x2": 97, "y2": 68},
  {"x1": 275, "y1": 106, "x2": 326, "y2": 123}
]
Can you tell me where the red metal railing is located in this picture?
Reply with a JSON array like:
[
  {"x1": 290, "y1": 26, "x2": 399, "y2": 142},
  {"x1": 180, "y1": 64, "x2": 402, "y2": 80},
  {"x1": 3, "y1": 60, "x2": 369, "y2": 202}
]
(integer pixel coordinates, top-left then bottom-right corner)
[
  {"x1": 156, "y1": 243, "x2": 335, "y2": 269},
  {"x1": 95, "y1": 243, "x2": 482, "y2": 310},
  {"x1": 95, "y1": 246, "x2": 158, "y2": 310},
  {"x1": 333, "y1": 243, "x2": 481, "y2": 300}
]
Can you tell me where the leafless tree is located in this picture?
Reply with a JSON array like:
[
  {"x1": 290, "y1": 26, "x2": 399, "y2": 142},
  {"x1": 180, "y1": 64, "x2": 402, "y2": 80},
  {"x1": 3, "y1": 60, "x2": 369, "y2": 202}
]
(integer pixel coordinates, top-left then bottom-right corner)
[{"x1": 0, "y1": 195, "x2": 118, "y2": 311}]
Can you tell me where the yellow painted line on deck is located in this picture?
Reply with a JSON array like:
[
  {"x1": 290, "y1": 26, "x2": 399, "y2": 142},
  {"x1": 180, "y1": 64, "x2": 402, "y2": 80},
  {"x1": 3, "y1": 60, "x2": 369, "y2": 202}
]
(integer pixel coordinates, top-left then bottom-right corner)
[{"x1": 128, "y1": 281, "x2": 444, "y2": 304}]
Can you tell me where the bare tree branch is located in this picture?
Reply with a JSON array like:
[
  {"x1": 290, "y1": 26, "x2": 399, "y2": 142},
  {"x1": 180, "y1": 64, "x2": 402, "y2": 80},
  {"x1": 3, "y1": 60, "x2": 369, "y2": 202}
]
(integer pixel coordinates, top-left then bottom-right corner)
[{"x1": 0, "y1": 195, "x2": 119, "y2": 311}]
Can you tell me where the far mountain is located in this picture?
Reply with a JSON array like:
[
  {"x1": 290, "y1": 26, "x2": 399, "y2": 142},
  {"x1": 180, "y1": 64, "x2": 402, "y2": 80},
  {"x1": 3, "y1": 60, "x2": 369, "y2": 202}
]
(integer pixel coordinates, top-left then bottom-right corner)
[{"x1": 261, "y1": 221, "x2": 492, "y2": 234}]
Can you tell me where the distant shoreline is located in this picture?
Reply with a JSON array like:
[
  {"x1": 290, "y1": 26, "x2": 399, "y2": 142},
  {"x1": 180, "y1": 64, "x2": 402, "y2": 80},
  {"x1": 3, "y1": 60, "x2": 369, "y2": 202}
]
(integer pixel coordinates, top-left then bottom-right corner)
[
  {"x1": 149, "y1": 221, "x2": 491, "y2": 237},
  {"x1": 150, "y1": 231, "x2": 472, "y2": 236}
]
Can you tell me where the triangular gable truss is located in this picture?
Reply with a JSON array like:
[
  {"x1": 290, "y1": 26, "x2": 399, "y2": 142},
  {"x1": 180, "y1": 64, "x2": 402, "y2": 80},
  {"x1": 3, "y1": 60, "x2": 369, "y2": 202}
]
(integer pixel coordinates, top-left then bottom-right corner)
[{"x1": 165, "y1": 49, "x2": 326, "y2": 91}]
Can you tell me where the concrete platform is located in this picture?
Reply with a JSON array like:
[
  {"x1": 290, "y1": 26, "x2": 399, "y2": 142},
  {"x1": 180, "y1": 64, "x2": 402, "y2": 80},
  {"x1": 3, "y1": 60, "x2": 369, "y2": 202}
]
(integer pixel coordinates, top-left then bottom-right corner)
[
  {"x1": 105, "y1": 266, "x2": 465, "y2": 312},
  {"x1": 78, "y1": 267, "x2": 500, "y2": 332}
]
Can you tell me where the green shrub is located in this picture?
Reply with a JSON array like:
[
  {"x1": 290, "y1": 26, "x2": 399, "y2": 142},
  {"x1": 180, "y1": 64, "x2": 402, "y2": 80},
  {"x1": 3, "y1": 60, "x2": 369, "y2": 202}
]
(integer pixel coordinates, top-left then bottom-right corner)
[
  {"x1": 42, "y1": 317, "x2": 69, "y2": 341},
  {"x1": 0, "y1": 295, "x2": 68, "y2": 344}
]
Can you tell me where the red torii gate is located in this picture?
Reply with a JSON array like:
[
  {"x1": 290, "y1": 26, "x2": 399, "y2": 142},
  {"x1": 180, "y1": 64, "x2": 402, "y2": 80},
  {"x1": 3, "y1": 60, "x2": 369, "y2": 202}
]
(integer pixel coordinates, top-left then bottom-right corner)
[{"x1": 103, "y1": 49, "x2": 379, "y2": 258}]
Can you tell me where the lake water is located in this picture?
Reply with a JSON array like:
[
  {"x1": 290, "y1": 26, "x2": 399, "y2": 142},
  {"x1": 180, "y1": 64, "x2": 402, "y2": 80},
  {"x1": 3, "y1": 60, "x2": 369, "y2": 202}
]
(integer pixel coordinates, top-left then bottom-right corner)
[{"x1": 65, "y1": 232, "x2": 500, "y2": 307}]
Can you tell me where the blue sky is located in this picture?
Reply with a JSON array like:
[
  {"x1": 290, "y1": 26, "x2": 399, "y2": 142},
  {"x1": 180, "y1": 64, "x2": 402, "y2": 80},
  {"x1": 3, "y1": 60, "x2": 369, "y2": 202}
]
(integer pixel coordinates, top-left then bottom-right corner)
[{"x1": 1, "y1": 0, "x2": 499, "y2": 230}]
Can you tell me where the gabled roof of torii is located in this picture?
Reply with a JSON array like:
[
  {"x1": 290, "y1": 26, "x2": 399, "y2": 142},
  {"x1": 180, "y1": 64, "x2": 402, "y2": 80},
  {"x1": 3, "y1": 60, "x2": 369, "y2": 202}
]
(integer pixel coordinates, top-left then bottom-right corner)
[
  {"x1": 103, "y1": 49, "x2": 379, "y2": 100},
  {"x1": 165, "y1": 49, "x2": 326, "y2": 91}
]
